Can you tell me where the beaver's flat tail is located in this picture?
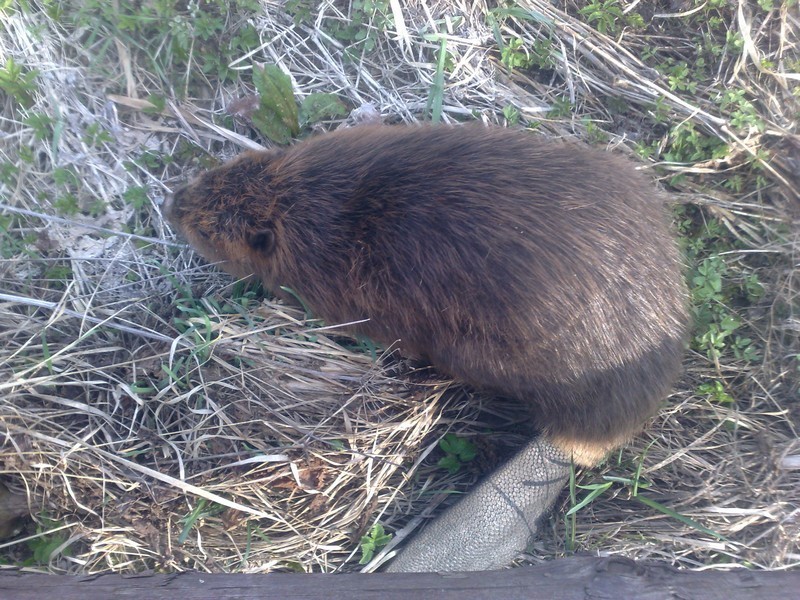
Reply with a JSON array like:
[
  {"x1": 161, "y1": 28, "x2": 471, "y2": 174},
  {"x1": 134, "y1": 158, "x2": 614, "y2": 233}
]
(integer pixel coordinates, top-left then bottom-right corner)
[{"x1": 387, "y1": 436, "x2": 571, "y2": 572}]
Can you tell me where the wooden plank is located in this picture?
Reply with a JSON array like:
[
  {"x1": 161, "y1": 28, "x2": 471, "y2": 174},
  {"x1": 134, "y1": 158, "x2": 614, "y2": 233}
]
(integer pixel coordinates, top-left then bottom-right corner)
[{"x1": 1, "y1": 556, "x2": 798, "y2": 600}]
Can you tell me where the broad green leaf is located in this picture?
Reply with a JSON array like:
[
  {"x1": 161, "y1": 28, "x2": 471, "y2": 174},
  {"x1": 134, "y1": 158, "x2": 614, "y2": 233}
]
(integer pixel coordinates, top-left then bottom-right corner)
[
  {"x1": 299, "y1": 93, "x2": 347, "y2": 126},
  {"x1": 252, "y1": 65, "x2": 299, "y2": 144}
]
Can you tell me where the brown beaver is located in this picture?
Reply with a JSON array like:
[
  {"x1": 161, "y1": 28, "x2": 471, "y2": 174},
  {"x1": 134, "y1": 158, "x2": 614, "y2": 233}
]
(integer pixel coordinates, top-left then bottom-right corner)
[{"x1": 164, "y1": 124, "x2": 689, "y2": 572}]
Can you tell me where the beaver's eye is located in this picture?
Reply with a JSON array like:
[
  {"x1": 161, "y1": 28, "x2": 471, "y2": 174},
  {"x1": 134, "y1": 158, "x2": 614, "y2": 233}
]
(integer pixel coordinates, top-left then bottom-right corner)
[{"x1": 248, "y1": 227, "x2": 276, "y2": 255}]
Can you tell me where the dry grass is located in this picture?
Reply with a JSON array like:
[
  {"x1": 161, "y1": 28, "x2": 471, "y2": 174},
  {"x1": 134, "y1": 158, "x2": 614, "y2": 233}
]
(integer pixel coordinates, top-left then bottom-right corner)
[{"x1": 0, "y1": 0, "x2": 798, "y2": 574}]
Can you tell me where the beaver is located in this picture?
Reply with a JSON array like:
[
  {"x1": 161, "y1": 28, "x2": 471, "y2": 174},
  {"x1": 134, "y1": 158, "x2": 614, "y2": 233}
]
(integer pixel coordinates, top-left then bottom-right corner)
[{"x1": 164, "y1": 124, "x2": 689, "y2": 572}]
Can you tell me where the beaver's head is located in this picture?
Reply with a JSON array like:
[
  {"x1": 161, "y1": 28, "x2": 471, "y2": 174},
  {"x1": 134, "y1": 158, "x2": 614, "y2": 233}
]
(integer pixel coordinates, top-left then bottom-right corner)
[{"x1": 164, "y1": 151, "x2": 287, "y2": 282}]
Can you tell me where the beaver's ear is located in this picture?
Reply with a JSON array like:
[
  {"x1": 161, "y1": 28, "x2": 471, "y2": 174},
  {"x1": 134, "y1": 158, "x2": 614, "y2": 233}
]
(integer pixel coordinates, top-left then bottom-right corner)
[{"x1": 247, "y1": 225, "x2": 276, "y2": 255}]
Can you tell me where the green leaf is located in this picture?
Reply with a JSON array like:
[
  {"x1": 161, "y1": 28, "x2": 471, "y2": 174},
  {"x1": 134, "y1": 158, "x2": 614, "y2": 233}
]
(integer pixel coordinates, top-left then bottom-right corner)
[
  {"x1": 437, "y1": 454, "x2": 461, "y2": 475},
  {"x1": 252, "y1": 65, "x2": 299, "y2": 144},
  {"x1": 565, "y1": 481, "x2": 613, "y2": 516},
  {"x1": 359, "y1": 523, "x2": 392, "y2": 564},
  {"x1": 299, "y1": 93, "x2": 348, "y2": 126},
  {"x1": 437, "y1": 434, "x2": 477, "y2": 474}
]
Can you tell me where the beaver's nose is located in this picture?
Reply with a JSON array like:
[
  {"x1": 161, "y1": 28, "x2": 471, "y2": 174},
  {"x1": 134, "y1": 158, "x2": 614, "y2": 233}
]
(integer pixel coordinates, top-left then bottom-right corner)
[{"x1": 162, "y1": 185, "x2": 186, "y2": 223}]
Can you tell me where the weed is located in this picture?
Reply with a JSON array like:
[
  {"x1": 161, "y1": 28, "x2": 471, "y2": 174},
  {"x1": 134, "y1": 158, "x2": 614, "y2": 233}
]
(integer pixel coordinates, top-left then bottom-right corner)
[
  {"x1": 66, "y1": 0, "x2": 261, "y2": 92},
  {"x1": 83, "y1": 122, "x2": 114, "y2": 147},
  {"x1": 52, "y1": 194, "x2": 79, "y2": 216},
  {"x1": 501, "y1": 38, "x2": 533, "y2": 71},
  {"x1": 548, "y1": 97, "x2": 573, "y2": 119},
  {"x1": 24, "y1": 519, "x2": 73, "y2": 566},
  {"x1": 179, "y1": 499, "x2": 226, "y2": 544},
  {"x1": 132, "y1": 150, "x2": 168, "y2": 172},
  {"x1": 284, "y1": 0, "x2": 315, "y2": 25},
  {"x1": 299, "y1": 93, "x2": 347, "y2": 127},
  {"x1": 122, "y1": 186, "x2": 150, "y2": 211},
  {"x1": 23, "y1": 112, "x2": 53, "y2": 141},
  {"x1": 43, "y1": 263, "x2": 73, "y2": 285},
  {"x1": 717, "y1": 89, "x2": 766, "y2": 133},
  {"x1": 252, "y1": 65, "x2": 348, "y2": 143},
  {"x1": 437, "y1": 433, "x2": 477, "y2": 475},
  {"x1": 0, "y1": 57, "x2": 38, "y2": 109},
  {"x1": 583, "y1": 120, "x2": 609, "y2": 145},
  {"x1": 662, "y1": 122, "x2": 728, "y2": 163},
  {"x1": 326, "y1": 0, "x2": 392, "y2": 54},
  {"x1": 0, "y1": 215, "x2": 36, "y2": 259},
  {"x1": 359, "y1": 523, "x2": 392, "y2": 564},
  {"x1": 676, "y1": 207, "x2": 762, "y2": 366},
  {"x1": 0, "y1": 161, "x2": 19, "y2": 187},
  {"x1": 659, "y1": 60, "x2": 699, "y2": 94},
  {"x1": 690, "y1": 256, "x2": 760, "y2": 364},
  {"x1": 502, "y1": 105, "x2": 520, "y2": 125},
  {"x1": 578, "y1": 0, "x2": 638, "y2": 37},
  {"x1": 52, "y1": 166, "x2": 79, "y2": 189},
  {"x1": 252, "y1": 65, "x2": 299, "y2": 144},
  {"x1": 697, "y1": 379, "x2": 735, "y2": 404}
]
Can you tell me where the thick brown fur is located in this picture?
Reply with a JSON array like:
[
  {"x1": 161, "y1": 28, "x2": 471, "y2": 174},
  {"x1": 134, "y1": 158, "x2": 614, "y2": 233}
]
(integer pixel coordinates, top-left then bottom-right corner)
[{"x1": 165, "y1": 124, "x2": 689, "y2": 466}]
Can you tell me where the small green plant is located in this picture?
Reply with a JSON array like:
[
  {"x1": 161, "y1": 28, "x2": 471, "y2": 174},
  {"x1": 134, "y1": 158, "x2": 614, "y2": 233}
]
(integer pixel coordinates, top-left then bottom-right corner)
[
  {"x1": 0, "y1": 161, "x2": 18, "y2": 187},
  {"x1": 659, "y1": 59, "x2": 699, "y2": 94},
  {"x1": 697, "y1": 380, "x2": 735, "y2": 404},
  {"x1": 500, "y1": 37, "x2": 554, "y2": 73},
  {"x1": 319, "y1": 0, "x2": 392, "y2": 54},
  {"x1": 548, "y1": 96, "x2": 573, "y2": 119},
  {"x1": 147, "y1": 285, "x2": 274, "y2": 397},
  {"x1": 299, "y1": 93, "x2": 348, "y2": 127},
  {"x1": 502, "y1": 105, "x2": 520, "y2": 125},
  {"x1": 252, "y1": 65, "x2": 348, "y2": 143},
  {"x1": 172, "y1": 302, "x2": 218, "y2": 361},
  {"x1": 437, "y1": 433, "x2": 477, "y2": 475},
  {"x1": 44, "y1": 264, "x2": 73, "y2": 284},
  {"x1": 578, "y1": 0, "x2": 624, "y2": 36},
  {"x1": 501, "y1": 38, "x2": 534, "y2": 71},
  {"x1": 583, "y1": 120, "x2": 610, "y2": 145},
  {"x1": 692, "y1": 256, "x2": 725, "y2": 303},
  {"x1": 122, "y1": 186, "x2": 150, "y2": 211},
  {"x1": 0, "y1": 57, "x2": 38, "y2": 109},
  {"x1": 0, "y1": 214, "x2": 36, "y2": 259},
  {"x1": 83, "y1": 122, "x2": 114, "y2": 146},
  {"x1": 677, "y1": 208, "x2": 763, "y2": 366},
  {"x1": 717, "y1": 89, "x2": 765, "y2": 133},
  {"x1": 689, "y1": 255, "x2": 760, "y2": 364},
  {"x1": 426, "y1": 33, "x2": 448, "y2": 123},
  {"x1": 359, "y1": 523, "x2": 392, "y2": 564},
  {"x1": 52, "y1": 194, "x2": 79, "y2": 216},
  {"x1": 178, "y1": 499, "x2": 226, "y2": 544},
  {"x1": 130, "y1": 149, "x2": 170, "y2": 172},
  {"x1": 53, "y1": 166, "x2": 79, "y2": 189},
  {"x1": 662, "y1": 122, "x2": 728, "y2": 164},
  {"x1": 143, "y1": 94, "x2": 167, "y2": 115},
  {"x1": 284, "y1": 0, "x2": 315, "y2": 25},
  {"x1": 24, "y1": 519, "x2": 73, "y2": 566},
  {"x1": 252, "y1": 65, "x2": 300, "y2": 144},
  {"x1": 23, "y1": 112, "x2": 54, "y2": 141}
]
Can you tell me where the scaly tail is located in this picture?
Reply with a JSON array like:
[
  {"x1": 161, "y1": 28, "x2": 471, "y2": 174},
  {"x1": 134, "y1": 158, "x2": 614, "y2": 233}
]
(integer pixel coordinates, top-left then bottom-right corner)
[{"x1": 387, "y1": 437, "x2": 571, "y2": 572}]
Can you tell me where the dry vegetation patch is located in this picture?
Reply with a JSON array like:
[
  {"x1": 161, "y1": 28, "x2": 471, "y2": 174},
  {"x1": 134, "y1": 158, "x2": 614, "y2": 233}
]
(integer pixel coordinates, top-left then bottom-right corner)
[{"x1": 0, "y1": 0, "x2": 798, "y2": 573}]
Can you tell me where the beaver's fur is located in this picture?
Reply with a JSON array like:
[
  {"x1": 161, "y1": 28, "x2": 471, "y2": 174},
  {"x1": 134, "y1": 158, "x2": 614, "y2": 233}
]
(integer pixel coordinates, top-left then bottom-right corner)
[{"x1": 165, "y1": 124, "x2": 688, "y2": 466}]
